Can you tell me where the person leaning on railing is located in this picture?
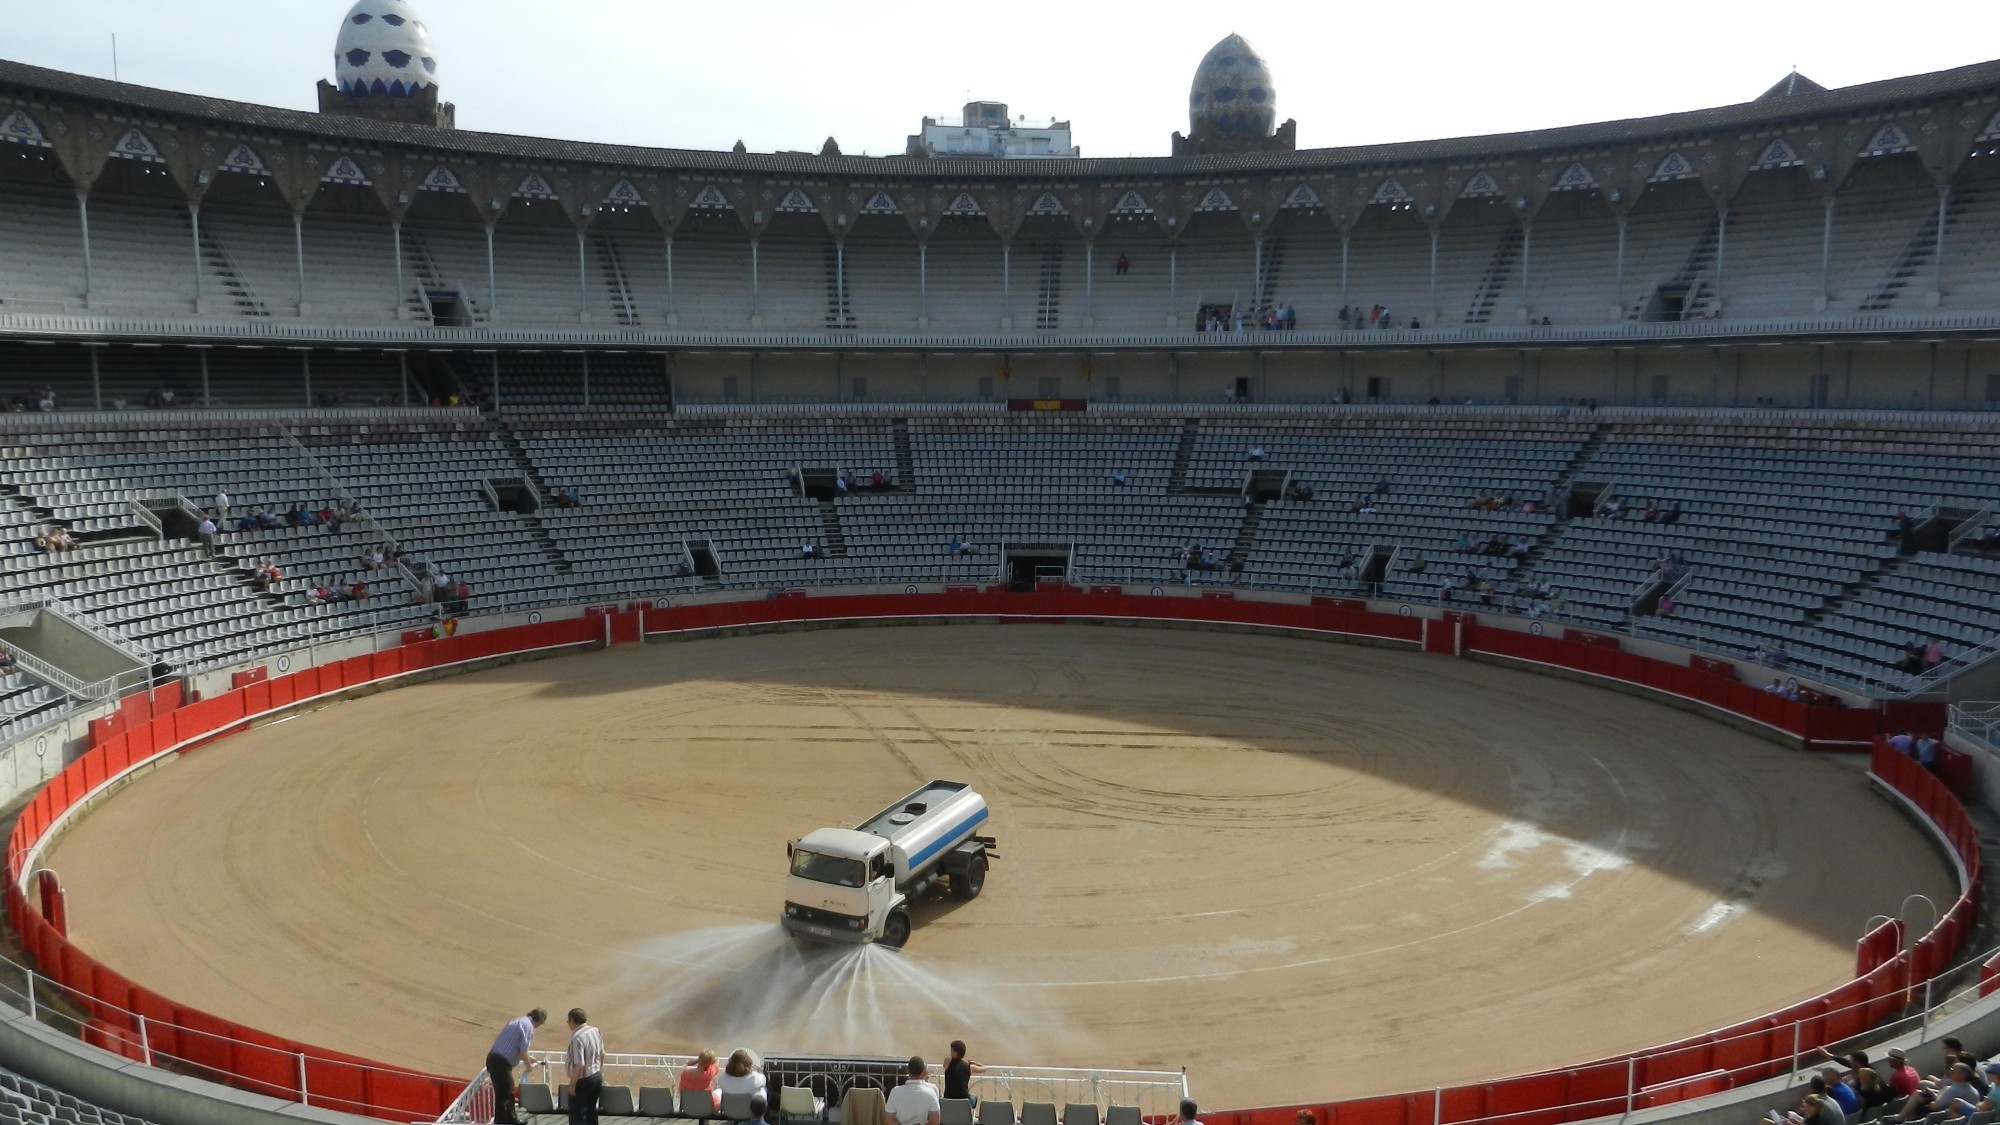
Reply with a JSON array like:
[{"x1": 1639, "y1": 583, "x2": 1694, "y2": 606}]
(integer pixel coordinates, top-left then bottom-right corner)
[{"x1": 485, "y1": 1007, "x2": 547, "y2": 1125}]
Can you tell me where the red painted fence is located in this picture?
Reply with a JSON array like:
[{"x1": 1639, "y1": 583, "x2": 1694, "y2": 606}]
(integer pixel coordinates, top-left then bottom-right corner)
[{"x1": 0, "y1": 592, "x2": 1974, "y2": 1124}]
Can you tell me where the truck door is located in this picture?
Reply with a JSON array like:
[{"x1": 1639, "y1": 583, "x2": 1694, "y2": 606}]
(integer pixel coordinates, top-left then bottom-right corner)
[{"x1": 867, "y1": 853, "x2": 896, "y2": 935}]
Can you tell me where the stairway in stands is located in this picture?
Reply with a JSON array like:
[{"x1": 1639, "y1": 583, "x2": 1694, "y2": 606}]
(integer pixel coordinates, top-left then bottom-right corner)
[
  {"x1": 824, "y1": 245, "x2": 854, "y2": 330},
  {"x1": 1255, "y1": 237, "x2": 1286, "y2": 311},
  {"x1": 487, "y1": 419, "x2": 574, "y2": 575},
  {"x1": 594, "y1": 235, "x2": 641, "y2": 327},
  {"x1": 1167, "y1": 418, "x2": 1200, "y2": 492},
  {"x1": 1225, "y1": 500, "x2": 1264, "y2": 569},
  {"x1": 893, "y1": 418, "x2": 917, "y2": 489},
  {"x1": 1465, "y1": 227, "x2": 1522, "y2": 324},
  {"x1": 1860, "y1": 189, "x2": 1976, "y2": 312},
  {"x1": 1036, "y1": 243, "x2": 1064, "y2": 332},
  {"x1": 185, "y1": 214, "x2": 269, "y2": 318},
  {"x1": 1499, "y1": 421, "x2": 1610, "y2": 585},
  {"x1": 817, "y1": 500, "x2": 849, "y2": 556},
  {"x1": 1630, "y1": 213, "x2": 1731, "y2": 320}
]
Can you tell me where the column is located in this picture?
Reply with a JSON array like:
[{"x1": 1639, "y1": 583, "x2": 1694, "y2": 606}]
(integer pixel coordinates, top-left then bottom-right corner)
[
  {"x1": 188, "y1": 204, "x2": 203, "y2": 304},
  {"x1": 1819, "y1": 196, "x2": 1835, "y2": 309},
  {"x1": 1933, "y1": 185, "x2": 1951, "y2": 299},
  {"x1": 1614, "y1": 213, "x2": 1628, "y2": 313},
  {"x1": 87, "y1": 344, "x2": 102, "y2": 410},
  {"x1": 919, "y1": 239, "x2": 929, "y2": 323},
  {"x1": 581, "y1": 351, "x2": 591, "y2": 408},
  {"x1": 1712, "y1": 209, "x2": 1728, "y2": 311},
  {"x1": 664, "y1": 235, "x2": 676, "y2": 320},
  {"x1": 391, "y1": 218, "x2": 404, "y2": 314},
  {"x1": 293, "y1": 211, "x2": 308, "y2": 314},
  {"x1": 1426, "y1": 227, "x2": 1439, "y2": 317},
  {"x1": 76, "y1": 191, "x2": 94, "y2": 305},
  {"x1": 484, "y1": 223, "x2": 498, "y2": 321},
  {"x1": 750, "y1": 238, "x2": 761, "y2": 320},
  {"x1": 576, "y1": 231, "x2": 589, "y2": 317},
  {"x1": 198, "y1": 348, "x2": 211, "y2": 407}
]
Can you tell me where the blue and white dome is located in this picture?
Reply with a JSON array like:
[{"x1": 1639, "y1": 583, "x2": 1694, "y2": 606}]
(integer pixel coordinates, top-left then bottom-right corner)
[
  {"x1": 1189, "y1": 34, "x2": 1276, "y2": 137},
  {"x1": 333, "y1": 0, "x2": 439, "y2": 98}
]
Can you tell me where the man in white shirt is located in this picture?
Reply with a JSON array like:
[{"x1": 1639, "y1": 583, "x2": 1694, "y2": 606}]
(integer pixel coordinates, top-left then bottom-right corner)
[
  {"x1": 1175, "y1": 1099, "x2": 1200, "y2": 1125},
  {"x1": 214, "y1": 489, "x2": 231, "y2": 517},
  {"x1": 885, "y1": 1057, "x2": 941, "y2": 1125},
  {"x1": 565, "y1": 1008, "x2": 603, "y2": 1125}
]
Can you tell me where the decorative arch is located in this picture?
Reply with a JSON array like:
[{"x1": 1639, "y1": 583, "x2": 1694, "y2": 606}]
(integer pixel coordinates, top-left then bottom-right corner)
[
  {"x1": 420, "y1": 165, "x2": 465, "y2": 193},
  {"x1": 0, "y1": 109, "x2": 51, "y2": 148},
  {"x1": 513, "y1": 173, "x2": 558, "y2": 201},
  {"x1": 218, "y1": 143, "x2": 269, "y2": 176},
  {"x1": 1648, "y1": 152, "x2": 1697, "y2": 182},
  {"x1": 1458, "y1": 171, "x2": 1503, "y2": 198},
  {"x1": 109, "y1": 127, "x2": 164, "y2": 164}
]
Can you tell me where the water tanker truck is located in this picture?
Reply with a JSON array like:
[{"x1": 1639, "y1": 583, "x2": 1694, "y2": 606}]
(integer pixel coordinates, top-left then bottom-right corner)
[{"x1": 782, "y1": 780, "x2": 996, "y2": 948}]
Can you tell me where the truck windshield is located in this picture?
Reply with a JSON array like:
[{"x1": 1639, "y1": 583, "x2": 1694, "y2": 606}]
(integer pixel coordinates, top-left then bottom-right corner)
[{"x1": 790, "y1": 849, "x2": 867, "y2": 888}]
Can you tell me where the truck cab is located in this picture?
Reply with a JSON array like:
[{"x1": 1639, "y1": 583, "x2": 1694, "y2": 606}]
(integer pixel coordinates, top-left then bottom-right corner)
[{"x1": 783, "y1": 828, "x2": 905, "y2": 945}]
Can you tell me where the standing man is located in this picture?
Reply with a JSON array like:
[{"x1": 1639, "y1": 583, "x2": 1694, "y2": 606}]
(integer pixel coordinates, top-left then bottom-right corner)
[
  {"x1": 1175, "y1": 1100, "x2": 1201, "y2": 1125},
  {"x1": 214, "y1": 487, "x2": 231, "y2": 518},
  {"x1": 885, "y1": 1057, "x2": 941, "y2": 1125},
  {"x1": 486, "y1": 1008, "x2": 546, "y2": 1125},
  {"x1": 565, "y1": 1008, "x2": 604, "y2": 1125}
]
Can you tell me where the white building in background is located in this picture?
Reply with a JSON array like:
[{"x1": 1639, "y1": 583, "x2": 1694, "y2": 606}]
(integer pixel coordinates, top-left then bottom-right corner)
[{"x1": 907, "y1": 101, "x2": 1079, "y2": 159}]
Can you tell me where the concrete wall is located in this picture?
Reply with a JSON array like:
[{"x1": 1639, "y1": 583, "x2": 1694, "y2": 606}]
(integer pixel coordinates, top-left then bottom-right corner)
[{"x1": 1, "y1": 611, "x2": 143, "y2": 686}]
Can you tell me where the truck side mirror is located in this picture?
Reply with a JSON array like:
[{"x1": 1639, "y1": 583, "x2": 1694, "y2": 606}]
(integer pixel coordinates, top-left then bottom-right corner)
[{"x1": 786, "y1": 841, "x2": 795, "y2": 858}]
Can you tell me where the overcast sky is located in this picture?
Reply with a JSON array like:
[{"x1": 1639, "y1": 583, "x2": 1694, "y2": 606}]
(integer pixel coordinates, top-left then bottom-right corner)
[{"x1": 6, "y1": 1, "x2": 1994, "y2": 158}]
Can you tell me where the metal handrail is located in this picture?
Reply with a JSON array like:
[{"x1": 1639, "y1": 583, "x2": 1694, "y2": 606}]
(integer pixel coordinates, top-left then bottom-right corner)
[
  {"x1": 34, "y1": 598, "x2": 155, "y2": 667},
  {"x1": 1948, "y1": 702, "x2": 2000, "y2": 753},
  {"x1": 1949, "y1": 504, "x2": 1994, "y2": 550}
]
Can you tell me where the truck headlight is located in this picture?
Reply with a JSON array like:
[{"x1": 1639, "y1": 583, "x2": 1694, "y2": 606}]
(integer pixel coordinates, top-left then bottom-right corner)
[
  {"x1": 785, "y1": 905, "x2": 799, "y2": 917},
  {"x1": 848, "y1": 917, "x2": 865, "y2": 929}
]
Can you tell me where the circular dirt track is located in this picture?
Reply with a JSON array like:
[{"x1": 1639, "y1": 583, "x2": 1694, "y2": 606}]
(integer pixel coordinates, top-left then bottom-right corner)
[{"x1": 48, "y1": 626, "x2": 1952, "y2": 1110}]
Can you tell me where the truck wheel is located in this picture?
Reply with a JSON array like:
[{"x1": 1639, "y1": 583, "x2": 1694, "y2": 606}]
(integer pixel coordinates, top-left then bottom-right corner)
[
  {"x1": 953, "y1": 856, "x2": 987, "y2": 900},
  {"x1": 880, "y1": 910, "x2": 912, "y2": 949}
]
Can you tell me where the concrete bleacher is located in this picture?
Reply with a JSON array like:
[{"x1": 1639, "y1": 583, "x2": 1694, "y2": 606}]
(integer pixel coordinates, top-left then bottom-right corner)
[
  {"x1": 0, "y1": 407, "x2": 1992, "y2": 694},
  {"x1": 0, "y1": 1063, "x2": 158, "y2": 1125}
]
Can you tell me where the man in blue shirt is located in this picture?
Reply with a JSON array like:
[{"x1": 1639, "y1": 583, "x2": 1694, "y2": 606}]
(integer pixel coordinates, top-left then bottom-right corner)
[
  {"x1": 486, "y1": 1008, "x2": 547, "y2": 1125},
  {"x1": 1817, "y1": 1069, "x2": 1860, "y2": 1118}
]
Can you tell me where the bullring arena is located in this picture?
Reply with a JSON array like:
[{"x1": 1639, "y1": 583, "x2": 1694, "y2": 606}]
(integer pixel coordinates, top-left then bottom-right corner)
[
  {"x1": 1, "y1": 5, "x2": 2000, "y2": 1125},
  {"x1": 42, "y1": 626, "x2": 1955, "y2": 1110}
]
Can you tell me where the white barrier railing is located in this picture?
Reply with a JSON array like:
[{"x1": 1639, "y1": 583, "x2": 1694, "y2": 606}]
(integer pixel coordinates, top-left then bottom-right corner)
[
  {"x1": 1949, "y1": 702, "x2": 2000, "y2": 755},
  {"x1": 432, "y1": 1052, "x2": 1190, "y2": 1124}
]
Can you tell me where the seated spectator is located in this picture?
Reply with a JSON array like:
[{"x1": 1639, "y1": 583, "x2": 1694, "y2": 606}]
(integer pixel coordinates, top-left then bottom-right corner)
[
  {"x1": 947, "y1": 541, "x2": 975, "y2": 558},
  {"x1": 430, "y1": 571, "x2": 452, "y2": 602},
  {"x1": 450, "y1": 581, "x2": 471, "y2": 613},
  {"x1": 801, "y1": 543, "x2": 820, "y2": 558},
  {"x1": 1406, "y1": 557, "x2": 1427, "y2": 575},
  {"x1": 870, "y1": 470, "x2": 889, "y2": 490},
  {"x1": 1923, "y1": 637, "x2": 1946, "y2": 669},
  {"x1": 1914, "y1": 735, "x2": 1940, "y2": 771},
  {"x1": 1109, "y1": 471, "x2": 1129, "y2": 486},
  {"x1": 362, "y1": 548, "x2": 388, "y2": 572},
  {"x1": 680, "y1": 1049, "x2": 721, "y2": 1111},
  {"x1": 1285, "y1": 482, "x2": 1314, "y2": 501},
  {"x1": 253, "y1": 559, "x2": 284, "y2": 591},
  {"x1": 885, "y1": 1058, "x2": 940, "y2": 1125},
  {"x1": 236, "y1": 510, "x2": 263, "y2": 533},
  {"x1": 1357, "y1": 501, "x2": 1377, "y2": 515},
  {"x1": 1765, "y1": 678, "x2": 1787, "y2": 694},
  {"x1": 718, "y1": 1049, "x2": 766, "y2": 1100},
  {"x1": 1247, "y1": 446, "x2": 1265, "y2": 463},
  {"x1": 835, "y1": 475, "x2": 849, "y2": 494},
  {"x1": 1896, "y1": 639, "x2": 1926, "y2": 674}
]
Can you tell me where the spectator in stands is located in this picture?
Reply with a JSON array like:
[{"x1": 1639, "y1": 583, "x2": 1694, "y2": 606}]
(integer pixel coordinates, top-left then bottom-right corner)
[
  {"x1": 941, "y1": 1040, "x2": 984, "y2": 1108},
  {"x1": 1247, "y1": 445, "x2": 1265, "y2": 462},
  {"x1": 948, "y1": 541, "x2": 975, "y2": 558},
  {"x1": 719, "y1": 1049, "x2": 766, "y2": 1101},
  {"x1": 551, "y1": 487, "x2": 581, "y2": 508},
  {"x1": 1893, "y1": 511, "x2": 1912, "y2": 540},
  {"x1": 1818, "y1": 1071, "x2": 1860, "y2": 1121},
  {"x1": 1175, "y1": 1099, "x2": 1201, "y2": 1125},
  {"x1": 254, "y1": 559, "x2": 283, "y2": 592},
  {"x1": 1115, "y1": 254, "x2": 1130, "y2": 275},
  {"x1": 236, "y1": 509, "x2": 264, "y2": 533},
  {"x1": 1923, "y1": 637, "x2": 1947, "y2": 670},
  {"x1": 362, "y1": 548, "x2": 387, "y2": 572},
  {"x1": 431, "y1": 571, "x2": 453, "y2": 602},
  {"x1": 1915, "y1": 734, "x2": 1940, "y2": 771},
  {"x1": 565, "y1": 1008, "x2": 603, "y2": 1125},
  {"x1": 744, "y1": 1094, "x2": 773, "y2": 1125},
  {"x1": 1815, "y1": 1052, "x2": 1891, "y2": 1117},
  {"x1": 885, "y1": 1058, "x2": 941, "y2": 1125},
  {"x1": 802, "y1": 543, "x2": 820, "y2": 559},
  {"x1": 451, "y1": 581, "x2": 472, "y2": 614},
  {"x1": 1285, "y1": 481, "x2": 1313, "y2": 501},
  {"x1": 1109, "y1": 471, "x2": 1129, "y2": 486},
  {"x1": 836, "y1": 475, "x2": 849, "y2": 494},
  {"x1": 214, "y1": 488, "x2": 231, "y2": 517},
  {"x1": 1887, "y1": 1050, "x2": 1922, "y2": 1100},
  {"x1": 680, "y1": 1050, "x2": 721, "y2": 1111},
  {"x1": 1903, "y1": 1062, "x2": 1981, "y2": 1121},
  {"x1": 1765, "y1": 678, "x2": 1786, "y2": 695},
  {"x1": 0, "y1": 650, "x2": 15, "y2": 676},
  {"x1": 1887, "y1": 729, "x2": 1915, "y2": 755},
  {"x1": 485, "y1": 1008, "x2": 546, "y2": 1125},
  {"x1": 196, "y1": 513, "x2": 218, "y2": 556}
]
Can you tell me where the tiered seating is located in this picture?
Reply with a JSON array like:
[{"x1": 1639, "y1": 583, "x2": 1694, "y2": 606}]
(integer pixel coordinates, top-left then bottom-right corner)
[
  {"x1": 514, "y1": 416, "x2": 899, "y2": 591},
  {"x1": 0, "y1": 1063, "x2": 160, "y2": 1125},
  {"x1": 0, "y1": 408, "x2": 1993, "y2": 690},
  {"x1": 293, "y1": 419, "x2": 559, "y2": 612},
  {"x1": 1183, "y1": 418, "x2": 1585, "y2": 597}
]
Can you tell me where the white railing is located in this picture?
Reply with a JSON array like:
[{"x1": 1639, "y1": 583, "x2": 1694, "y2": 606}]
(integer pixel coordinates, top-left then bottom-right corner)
[
  {"x1": 35, "y1": 598, "x2": 155, "y2": 668},
  {"x1": 1950, "y1": 505, "x2": 1995, "y2": 550},
  {"x1": 431, "y1": 1053, "x2": 1190, "y2": 1125},
  {"x1": 1948, "y1": 702, "x2": 2000, "y2": 754},
  {"x1": 9, "y1": 309, "x2": 2000, "y2": 352},
  {"x1": 0, "y1": 638, "x2": 144, "y2": 702},
  {"x1": 126, "y1": 500, "x2": 161, "y2": 538}
]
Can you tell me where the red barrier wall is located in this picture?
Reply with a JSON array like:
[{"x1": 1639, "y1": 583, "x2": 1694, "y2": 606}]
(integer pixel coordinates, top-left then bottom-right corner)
[{"x1": 0, "y1": 595, "x2": 1974, "y2": 1125}]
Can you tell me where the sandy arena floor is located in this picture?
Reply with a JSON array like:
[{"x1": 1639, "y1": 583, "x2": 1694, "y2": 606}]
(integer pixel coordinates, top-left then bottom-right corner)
[{"x1": 47, "y1": 625, "x2": 1953, "y2": 1110}]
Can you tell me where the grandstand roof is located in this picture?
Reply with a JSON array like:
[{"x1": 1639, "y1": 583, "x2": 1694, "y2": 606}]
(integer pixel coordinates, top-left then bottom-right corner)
[
  {"x1": 1757, "y1": 70, "x2": 1830, "y2": 101},
  {"x1": 2, "y1": 54, "x2": 1999, "y2": 177}
]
